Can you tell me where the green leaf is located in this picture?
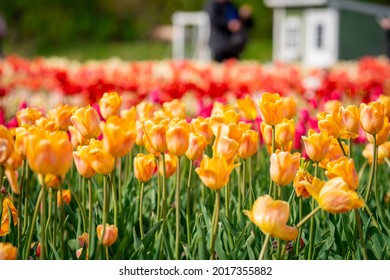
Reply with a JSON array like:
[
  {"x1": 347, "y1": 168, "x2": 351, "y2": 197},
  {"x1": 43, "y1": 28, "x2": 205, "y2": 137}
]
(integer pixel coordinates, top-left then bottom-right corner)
[{"x1": 142, "y1": 220, "x2": 163, "y2": 250}]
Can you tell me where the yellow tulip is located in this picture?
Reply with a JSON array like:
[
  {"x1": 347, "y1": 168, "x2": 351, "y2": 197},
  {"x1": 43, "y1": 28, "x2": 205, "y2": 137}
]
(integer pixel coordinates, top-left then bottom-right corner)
[
  {"x1": 190, "y1": 116, "x2": 213, "y2": 145},
  {"x1": 319, "y1": 137, "x2": 348, "y2": 168},
  {"x1": 99, "y1": 91, "x2": 122, "y2": 120},
  {"x1": 258, "y1": 92, "x2": 284, "y2": 126},
  {"x1": 159, "y1": 152, "x2": 178, "y2": 178},
  {"x1": 4, "y1": 163, "x2": 20, "y2": 195},
  {"x1": 0, "y1": 126, "x2": 14, "y2": 166},
  {"x1": 26, "y1": 130, "x2": 73, "y2": 178},
  {"x1": 97, "y1": 224, "x2": 118, "y2": 247},
  {"x1": 323, "y1": 100, "x2": 342, "y2": 114},
  {"x1": 275, "y1": 118, "x2": 295, "y2": 147},
  {"x1": 211, "y1": 102, "x2": 235, "y2": 116},
  {"x1": 185, "y1": 133, "x2": 207, "y2": 161},
  {"x1": 317, "y1": 111, "x2": 343, "y2": 138},
  {"x1": 303, "y1": 177, "x2": 364, "y2": 214},
  {"x1": 195, "y1": 155, "x2": 239, "y2": 191},
  {"x1": 135, "y1": 121, "x2": 145, "y2": 147},
  {"x1": 134, "y1": 153, "x2": 156, "y2": 182},
  {"x1": 87, "y1": 139, "x2": 115, "y2": 175},
  {"x1": 0, "y1": 197, "x2": 18, "y2": 237},
  {"x1": 244, "y1": 195, "x2": 298, "y2": 241},
  {"x1": 360, "y1": 101, "x2": 385, "y2": 135},
  {"x1": 282, "y1": 96, "x2": 297, "y2": 119},
  {"x1": 293, "y1": 164, "x2": 313, "y2": 198},
  {"x1": 101, "y1": 116, "x2": 137, "y2": 157},
  {"x1": 68, "y1": 125, "x2": 90, "y2": 148},
  {"x1": 362, "y1": 142, "x2": 390, "y2": 165},
  {"x1": 238, "y1": 129, "x2": 258, "y2": 159},
  {"x1": 73, "y1": 145, "x2": 96, "y2": 178},
  {"x1": 35, "y1": 116, "x2": 58, "y2": 132},
  {"x1": 163, "y1": 99, "x2": 186, "y2": 119},
  {"x1": 270, "y1": 150, "x2": 300, "y2": 187},
  {"x1": 57, "y1": 189, "x2": 72, "y2": 206},
  {"x1": 302, "y1": 129, "x2": 332, "y2": 163},
  {"x1": 166, "y1": 118, "x2": 190, "y2": 156},
  {"x1": 378, "y1": 94, "x2": 390, "y2": 119},
  {"x1": 38, "y1": 174, "x2": 61, "y2": 189},
  {"x1": 236, "y1": 95, "x2": 257, "y2": 120},
  {"x1": 16, "y1": 107, "x2": 42, "y2": 127},
  {"x1": 136, "y1": 101, "x2": 156, "y2": 121},
  {"x1": 70, "y1": 105, "x2": 101, "y2": 139},
  {"x1": 325, "y1": 157, "x2": 358, "y2": 190},
  {"x1": 339, "y1": 105, "x2": 360, "y2": 139},
  {"x1": 367, "y1": 117, "x2": 390, "y2": 146},
  {"x1": 47, "y1": 103, "x2": 77, "y2": 131},
  {"x1": 260, "y1": 122, "x2": 272, "y2": 146},
  {"x1": 142, "y1": 120, "x2": 168, "y2": 154},
  {"x1": 0, "y1": 242, "x2": 17, "y2": 260}
]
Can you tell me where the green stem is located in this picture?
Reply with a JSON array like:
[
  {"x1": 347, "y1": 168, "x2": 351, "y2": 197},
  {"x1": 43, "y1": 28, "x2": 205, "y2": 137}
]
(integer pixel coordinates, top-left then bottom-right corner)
[
  {"x1": 348, "y1": 138, "x2": 352, "y2": 159},
  {"x1": 158, "y1": 153, "x2": 168, "y2": 259},
  {"x1": 248, "y1": 157, "x2": 253, "y2": 207},
  {"x1": 296, "y1": 206, "x2": 321, "y2": 228},
  {"x1": 24, "y1": 187, "x2": 43, "y2": 260},
  {"x1": 186, "y1": 160, "x2": 193, "y2": 246},
  {"x1": 156, "y1": 158, "x2": 161, "y2": 220},
  {"x1": 88, "y1": 179, "x2": 93, "y2": 257},
  {"x1": 269, "y1": 125, "x2": 276, "y2": 196},
  {"x1": 111, "y1": 161, "x2": 118, "y2": 226},
  {"x1": 209, "y1": 190, "x2": 221, "y2": 260},
  {"x1": 22, "y1": 161, "x2": 30, "y2": 234},
  {"x1": 259, "y1": 234, "x2": 270, "y2": 260},
  {"x1": 225, "y1": 183, "x2": 230, "y2": 219},
  {"x1": 53, "y1": 189, "x2": 57, "y2": 250},
  {"x1": 175, "y1": 157, "x2": 181, "y2": 260},
  {"x1": 118, "y1": 156, "x2": 123, "y2": 215},
  {"x1": 295, "y1": 197, "x2": 303, "y2": 254},
  {"x1": 354, "y1": 209, "x2": 368, "y2": 260},
  {"x1": 139, "y1": 182, "x2": 145, "y2": 239},
  {"x1": 59, "y1": 183, "x2": 65, "y2": 259},
  {"x1": 40, "y1": 181, "x2": 47, "y2": 260},
  {"x1": 364, "y1": 135, "x2": 376, "y2": 202},
  {"x1": 337, "y1": 138, "x2": 347, "y2": 157},
  {"x1": 307, "y1": 162, "x2": 318, "y2": 260}
]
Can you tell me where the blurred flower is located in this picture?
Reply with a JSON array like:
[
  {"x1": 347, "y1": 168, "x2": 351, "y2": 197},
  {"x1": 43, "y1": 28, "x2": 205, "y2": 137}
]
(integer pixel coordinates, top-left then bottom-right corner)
[
  {"x1": 378, "y1": 94, "x2": 390, "y2": 118},
  {"x1": 87, "y1": 139, "x2": 115, "y2": 175},
  {"x1": 323, "y1": 100, "x2": 342, "y2": 114},
  {"x1": 302, "y1": 129, "x2": 332, "y2": 163},
  {"x1": 57, "y1": 189, "x2": 71, "y2": 206},
  {"x1": 70, "y1": 105, "x2": 101, "y2": 139},
  {"x1": 236, "y1": 95, "x2": 257, "y2": 120},
  {"x1": 270, "y1": 151, "x2": 300, "y2": 187},
  {"x1": 47, "y1": 104, "x2": 77, "y2": 131},
  {"x1": 303, "y1": 177, "x2": 364, "y2": 213},
  {"x1": 293, "y1": 163, "x2": 313, "y2": 198},
  {"x1": 275, "y1": 118, "x2": 295, "y2": 148},
  {"x1": 0, "y1": 243, "x2": 17, "y2": 260},
  {"x1": 16, "y1": 107, "x2": 42, "y2": 127},
  {"x1": 99, "y1": 92, "x2": 122, "y2": 120},
  {"x1": 134, "y1": 153, "x2": 156, "y2": 182},
  {"x1": 35, "y1": 116, "x2": 58, "y2": 132},
  {"x1": 317, "y1": 111, "x2": 343, "y2": 138},
  {"x1": 166, "y1": 118, "x2": 190, "y2": 156},
  {"x1": 238, "y1": 129, "x2": 258, "y2": 159},
  {"x1": 159, "y1": 152, "x2": 178, "y2": 178},
  {"x1": 366, "y1": 117, "x2": 390, "y2": 146},
  {"x1": 186, "y1": 133, "x2": 207, "y2": 161},
  {"x1": 362, "y1": 142, "x2": 390, "y2": 165},
  {"x1": 0, "y1": 125, "x2": 14, "y2": 166},
  {"x1": 0, "y1": 197, "x2": 18, "y2": 237},
  {"x1": 360, "y1": 101, "x2": 384, "y2": 135},
  {"x1": 325, "y1": 157, "x2": 358, "y2": 190},
  {"x1": 339, "y1": 105, "x2": 360, "y2": 139},
  {"x1": 190, "y1": 116, "x2": 213, "y2": 145},
  {"x1": 243, "y1": 195, "x2": 298, "y2": 241},
  {"x1": 136, "y1": 101, "x2": 155, "y2": 121},
  {"x1": 38, "y1": 174, "x2": 61, "y2": 189},
  {"x1": 163, "y1": 99, "x2": 186, "y2": 119},
  {"x1": 282, "y1": 96, "x2": 297, "y2": 119},
  {"x1": 258, "y1": 92, "x2": 284, "y2": 126},
  {"x1": 195, "y1": 154, "x2": 239, "y2": 191},
  {"x1": 97, "y1": 224, "x2": 118, "y2": 247},
  {"x1": 135, "y1": 121, "x2": 145, "y2": 147}
]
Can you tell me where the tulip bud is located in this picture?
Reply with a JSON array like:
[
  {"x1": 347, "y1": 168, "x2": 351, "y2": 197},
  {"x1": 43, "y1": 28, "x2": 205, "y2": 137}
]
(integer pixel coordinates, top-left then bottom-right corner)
[
  {"x1": 99, "y1": 92, "x2": 122, "y2": 120},
  {"x1": 97, "y1": 224, "x2": 118, "y2": 247}
]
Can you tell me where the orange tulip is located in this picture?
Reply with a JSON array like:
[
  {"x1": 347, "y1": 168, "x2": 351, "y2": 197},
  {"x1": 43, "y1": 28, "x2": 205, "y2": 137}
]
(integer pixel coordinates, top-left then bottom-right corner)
[
  {"x1": 101, "y1": 116, "x2": 137, "y2": 158},
  {"x1": 258, "y1": 92, "x2": 284, "y2": 126},
  {"x1": 360, "y1": 101, "x2": 385, "y2": 135},
  {"x1": 26, "y1": 130, "x2": 73, "y2": 178},
  {"x1": 166, "y1": 118, "x2": 190, "y2": 156},
  {"x1": 99, "y1": 91, "x2": 122, "y2": 120},
  {"x1": 73, "y1": 145, "x2": 96, "y2": 178},
  {"x1": 4, "y1": 161, "x2": 20, "y2": 195},
  {"x1": 142, "y1": 119, "x2": 168, "y2": 154},
  {"x1": 190, "y1": 116, "x2": 213, "y2": 145},
  {"x1": 260, "y1": 122, "x2": 272, "y2": 146},
  {"x1": 323, "y1": 100, "x2": 342, "y2": 114},
  {"x1": 57, "y1": 189, "x2": 72, "y2": 206},
  {"x1": 339, "y1": 105, "x2": 360, "y2": 139},
  {"x1": 16, "y1": 107, "x2": 42, "y2": 127},
  {"x1": 97, "y1": 224, "x2": 118, "y2": 246},
  {"x1": 0, "y1": 242, "x2": 17, "y2": 260},
  {"x1": 134, "y1": 153, "x2": 156, "y2": 182},
  {"x1": 325, "y1": 157, "x2": 358, "y2": 190},
  {"x1": 78, "y1": 232, "x2": 89, "y2": 248},
  {"x1": 70, "y1": 105, "x2": 101, "y2": 139},
  {"x1": 135, "y1": 121, "x2": 145, "y2": 147},
  {"x1": 319, "y1": 137, "x2": 348, "y2": 168},
  {"x1": 362, "y1": 142, "x2": 390, "y2": 165},
  {"x1": 236, "y1": 95, "x2": 257, "y2": 121},
  {"x1": 293, "y1": 163, "x2": 313, "y2": 198},
  {"x1": 136, "y1": 101, "x2": 156, "y2": 121},
  {"x1": 367, "y1": 117, "x2": 390, "y2": 146},
  {"x1": 68, "y1": 125, "x2": 90, "y2": 148},
  {"x1": 270, "y1": 151, "x2": 300, "y2": 187},
  {"x1": 275, "y1": 118, "x2": 295, "y2": 147},
  {"x1": 185, "y1": 133, "x2": 207, "y2": 161},
  {"x1": 317, "y1": 111, "x2": 343, "y2": 138},
  {"x1": 0, "y1": 125, "x2": 14, "y2": 166},
  {"x1": 282, "y1": 96, "x2": 297, "y2": 119},
  {"x1": 87, "y1": 139, "x2": 115, "y2": 175},
  {"x1": 302, "y1": 129, "x2": 332, "y2": 163},
  {"x1": 209, "y1": 110, "x2": 240, "y2": 139},
  {"x1": 238, "y1": 129, "x2": 258, "y2": 159},
  {"x1": 195, "y1": 155, "x2": 239, "y2": 191},
  {"x1": 211, "y1": 102, "x2": 235, "y2": 116},
  {"x1": 159, "y1": 152, "x2": 178, "y2": 178},
  {"x1": 378, "y1": 94, "x2": 390, "y2": 118},
  {"x1": 163, "y1": 99, "x2": 186, "y2": 119},
  {"x1": 244, "y1": 195, "x2": 298, "y2": 241},
  {"x1": 38, "y1": 174, "x2": 61, "y2": 189},
  {"x1": 0, "y1": 197, "x2": 18, "y2": 237},
  {"x1": 35, "y1": 116, "x2": 58, "y2": 132},
  {"x1": 302, "y1": 177, "x2": 364, "y2": 214},
  {"x1": 47, "y1": 104, "x2": 77, "y2": 131}
]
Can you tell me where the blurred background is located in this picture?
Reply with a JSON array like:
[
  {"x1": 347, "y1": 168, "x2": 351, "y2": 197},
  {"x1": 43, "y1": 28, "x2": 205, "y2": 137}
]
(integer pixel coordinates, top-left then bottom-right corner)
[{"x1": 0, "y1": 0, "x2": 388, "y2": 62}]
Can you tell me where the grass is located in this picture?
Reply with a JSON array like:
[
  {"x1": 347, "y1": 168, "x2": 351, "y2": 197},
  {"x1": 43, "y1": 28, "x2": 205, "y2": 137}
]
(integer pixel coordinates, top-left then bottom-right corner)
[{"x1": 4, "y1": 38, "x2": 272, "y2": 62}]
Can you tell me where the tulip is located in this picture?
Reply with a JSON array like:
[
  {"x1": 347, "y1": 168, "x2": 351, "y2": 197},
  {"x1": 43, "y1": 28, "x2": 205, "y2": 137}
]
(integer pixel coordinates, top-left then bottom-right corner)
[
  {"x1": 195, "y1": 155, "x2": 239, "y2": 191},
  {"x1": 339, "y1": 105, "x2": 360, "y2": 139},
  {"x1": 360, "y1": 101, "x2": 384, "y2": 135},
  {"x1": 159, "y1": 152, "x2": 178, "y2": 178},
  {"x1": 302, "y1": 177, "x2": 364, "y2": 214},
  {"x1": 136, "y1": 101, "x2": 156, "y2": 121},
  {"x1": 38, "y1": 174, "x2": 61, "y2": 189},
  {"x1": 35, "y1": 116, "x2": 58, "y2": 132},
  {"x1": 362, "y1": 142, "x2": 390, "y2": 165},
  {"x1": 70, "y1": 105, "x2": 101, "y2": 139},
  {"x1": 166, "y1": 118, "x2": 190, "y2": 156},
  {"x1": 0, "y1": 242, "x2": 17, "y2": 260},
  {"x1": 282, "y1": 96, "x2": 297, "y2": 119},
  {"x1": 236, "y1": 95, "x2": 257, "y2": 120},
  {"x1": 293, "y1": 164, "x2": 313, "y2": 198},
  {"x1": 0, "y1": 125, "x2": 14, "y2": 166},
  {"x1": 323, "y1": 100, "x2": 342, "y2": 114},
  {"x1": 244, "y1": 195, "x2": 298, "y2": 241},
  {"x1": 302, "y1": 129, "x2": 332, "y2": 163},
  {"x1": 134, "y1": 153, "x2": 156, "y2": 182},
  {"x1": 325, "y1": 157, "x2": 358, "y2": 190},
  {"x1": 26, "y1": 130, "x2": 73, "y2": 178},
  {"x1": 366, "y1": 117, "x2": 390, "y2": 146},
  {"x1": 0, "y1": 197, "x2": 18, "y2": 237},
  {"x1": 47, "y1": 103, "x2": 77, "y2": 131},
  {"x1": 99, "y1": 91, "x2": 122, "y2": 120},
  {"x1": 73, "y1": 145, "x2": 96, "y2": 178},
  {"x1": 185, "y1": 133, "x2": 207, "y2": 161},
  {"x1": 78, "y1": 232, "x2": 89, "y2": 248},
  {"x1": 258, "y1": 92, "x2": 284, "y2": 126},
  {"x1": 142, "y1": 119, "x2": 168, "y2": 154},
  {"x1": 101, "y1": 116, "x2": 137, "y2": 157},
  {"x1": 317, "y1": 111, "x2": 343, "y2": 138},
  {"x1": 319, "y1": 137, "x2": 348, "y2": 168},
  {"x1": 16, "y1": 107, "x2": 42, "y2": 127},
  {"x1": 87, "y1": 139, "x2": 115, "y2": 175},
  {"x1": 260, "y1": 122, "x2": 272, "y2": 146},
  {"x1": 163, "y1": 99, "x2": 186, "y2": 119},
  {"x1": 275, "y1": 119, "x2": 295, "y2": 148},
  {"x1": 238, "y1": 129, "x2": 258, "y2": 159},
  {"x1": 211, "y1": 102, "x2": 235, "y2": 116},
  {"x1": 270, "y1": 151, "x2": 300, "y2": 187},
  {"x1": 57, "y1": 189, "x2": 72, "y2": 206},
  {"x1": 4, "y1": 163, "x2": 20, "y2": 195},
  {"x1": 135, "y1": 121, "x2": 145, "y2": 147},
  {"x1": 68, "y1": 125, "x2": 90, "y2": 148},
  {"x1": 190, "y1": 116, "x2": 213, "y2": 145},
  {"x1": 378, "y1": 94, "x2": 390, "y2": 119},
  {"x1": 97, "y1": 224, "x2": 118, "y2": 246}
]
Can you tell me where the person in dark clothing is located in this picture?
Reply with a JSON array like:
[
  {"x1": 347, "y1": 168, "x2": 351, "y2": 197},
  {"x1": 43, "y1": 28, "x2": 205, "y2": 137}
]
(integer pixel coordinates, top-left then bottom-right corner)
[
  {"x1": 379, "y1": 16, "x2": 390, "y2": 59},
  {"x1": 204, "y1": 0, "x2": 253, "y2": 62}
]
